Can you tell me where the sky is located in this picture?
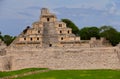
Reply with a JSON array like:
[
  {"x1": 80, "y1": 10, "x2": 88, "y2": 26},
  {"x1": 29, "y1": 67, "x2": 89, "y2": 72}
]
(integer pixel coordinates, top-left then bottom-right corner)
[{"x1": 0, "y1": 0, "x2": 120, "y2": 36}]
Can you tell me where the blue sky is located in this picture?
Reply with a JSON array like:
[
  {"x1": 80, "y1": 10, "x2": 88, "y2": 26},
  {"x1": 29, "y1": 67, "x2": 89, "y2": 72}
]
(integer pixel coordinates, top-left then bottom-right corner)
[{"x1": 0, "y1": 0, "x2": 120, "y2": 36}]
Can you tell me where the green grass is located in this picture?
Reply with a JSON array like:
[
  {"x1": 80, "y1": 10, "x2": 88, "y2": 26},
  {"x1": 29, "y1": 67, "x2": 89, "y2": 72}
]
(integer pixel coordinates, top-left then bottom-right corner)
[
  {"x1": 15, "y1": 69, "x2": 120, "y2": 79},
  {"x1": 1, "y1": 69, "x2": 120, "y2": 79},
  {"x1": 0, "y1": 68, "x2": 47, "y2": 78}
]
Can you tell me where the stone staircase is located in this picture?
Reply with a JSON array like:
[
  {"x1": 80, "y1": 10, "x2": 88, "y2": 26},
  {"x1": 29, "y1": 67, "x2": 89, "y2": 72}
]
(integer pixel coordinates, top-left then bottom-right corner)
[{"x1": 42, "y1": 22, "x2": 59, "y2": 47}]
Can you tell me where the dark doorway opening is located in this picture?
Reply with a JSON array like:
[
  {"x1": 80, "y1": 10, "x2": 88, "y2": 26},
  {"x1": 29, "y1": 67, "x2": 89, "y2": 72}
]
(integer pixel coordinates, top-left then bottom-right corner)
[
  {"x1": 49, "y1": 44, "x2": 52, "y2": 47},
  {"x1": 47, "y1": 18, "x2": 50, "y2": 22},
  {"x1": 68, "y1": 30, "x2": 70, "y2": 34},
  {"x1": 60, "y1": 30, "x2": 62, "y2": 34},
  {"x1": 38, "y1": 30, "x2": 40, "y2": 33},
  {"x1": 61, "y1": 37, "x2": 63, "y2": 40},
  {"x1": 30, "y1": 38, "x2": 33, "y2": 41}
]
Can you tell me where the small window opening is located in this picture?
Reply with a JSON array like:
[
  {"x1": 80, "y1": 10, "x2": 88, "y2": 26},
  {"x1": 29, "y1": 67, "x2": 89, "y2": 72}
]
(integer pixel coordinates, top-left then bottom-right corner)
[
  {"x1": 61, "y1": 37, "x2": 63, "y2": 40},
  {"x1": 60, "y1": 30, "x2": 62, "y2": 34},
  {"x1": 59, "y1": 24, "x2": 62, "y2": 27},
  {"x1": 30, "y1": 38, "x2": 33, "y2": 41},
  {"x1": 38, "y1": 30, "x2": 40, "y2": 33},
  {"x1": 24, "y1": 38, "x2": 26, "y2": 40},
  {"x1": 47, "y1": 18, "x2": 50, "y2": 22},
  {"x1": 68, "y1": 30, "x2": 70, "y2": 34},
  {"x1": 49, "y1": 44, "x2": 52, "y2": 47},
  {"x1": 37, "y1": 38, "x2": 39, "y2": 40}
]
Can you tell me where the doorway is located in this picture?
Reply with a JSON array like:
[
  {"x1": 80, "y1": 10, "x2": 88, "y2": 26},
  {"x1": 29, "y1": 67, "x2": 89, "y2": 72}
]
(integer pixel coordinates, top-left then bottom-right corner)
[
  {"x1": 49, "y1": 44, "x2": 52, "y2": 47},
  {"x1": 47, "y1": 18, "x2": 50, "y2": 22}
]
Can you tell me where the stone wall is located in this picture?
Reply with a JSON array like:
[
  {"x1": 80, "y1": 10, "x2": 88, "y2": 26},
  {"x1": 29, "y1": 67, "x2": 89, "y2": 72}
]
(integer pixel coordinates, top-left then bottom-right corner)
[
  {"x1": 0, "y1": 57, "x2": 3, "y2": 70},
  {"x1": 0, "y1": 56, "x2": 12, "y2": 71},
  {"x1": 5, "y1": 47, "x2": 120, "y2": 70}
]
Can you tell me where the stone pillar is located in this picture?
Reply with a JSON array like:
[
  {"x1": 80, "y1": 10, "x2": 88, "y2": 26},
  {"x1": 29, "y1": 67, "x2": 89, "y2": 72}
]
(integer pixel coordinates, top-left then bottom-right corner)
[{"x1": 89, "y1": 37, "x2": 96, "y2": 48}]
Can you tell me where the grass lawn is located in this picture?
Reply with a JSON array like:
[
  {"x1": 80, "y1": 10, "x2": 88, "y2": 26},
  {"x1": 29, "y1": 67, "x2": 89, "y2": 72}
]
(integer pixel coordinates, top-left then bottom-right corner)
[
  {"x1": 15, "y1": 69, "x2": 120, "y2": 79},
  {"x1": 0, "y1": 68, "x2": 47, "y2": 78}
]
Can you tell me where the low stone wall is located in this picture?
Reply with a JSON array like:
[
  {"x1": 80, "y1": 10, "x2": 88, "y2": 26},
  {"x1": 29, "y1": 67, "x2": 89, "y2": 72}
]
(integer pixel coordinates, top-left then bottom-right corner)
[
  {"x1": 0, "y1": 56, "x2": 12, "y2": 71},
  {"x1": 5, "y1": 47, "x2": 120, "y2": 70},
  {"x1": 0, "y1": 57, "x2": 3, "y2": 70}
]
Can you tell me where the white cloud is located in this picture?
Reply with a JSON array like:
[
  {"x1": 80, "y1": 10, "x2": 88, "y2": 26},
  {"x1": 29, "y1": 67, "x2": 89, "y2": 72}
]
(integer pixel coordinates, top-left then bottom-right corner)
[{"x1": 1, "y1": 0, "x2": 120, "y2": 35}]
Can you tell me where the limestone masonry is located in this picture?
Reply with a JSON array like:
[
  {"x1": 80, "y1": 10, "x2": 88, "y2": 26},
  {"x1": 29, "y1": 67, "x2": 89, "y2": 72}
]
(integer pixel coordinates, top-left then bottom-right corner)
[
  {"x1": 0, "y1": 8, "x2": 120, "y2": 71},
  {"x1": 13, "y1": 8, "x2": 81, "y2": 47}
]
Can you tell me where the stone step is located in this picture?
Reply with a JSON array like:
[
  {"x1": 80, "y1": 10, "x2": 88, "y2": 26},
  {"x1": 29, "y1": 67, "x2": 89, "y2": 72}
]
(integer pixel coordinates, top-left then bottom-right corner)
[{"x1": 42, "y1": 22, "x2": 59, "y2": 47}]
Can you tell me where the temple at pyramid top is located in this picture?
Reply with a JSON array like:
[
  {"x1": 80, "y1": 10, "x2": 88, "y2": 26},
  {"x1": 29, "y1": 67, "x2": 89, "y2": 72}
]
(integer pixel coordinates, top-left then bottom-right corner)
[
  {"x1": 10, "y1": 8, "x2": 110, "y2": 48},
  {"x1": 40, "y1": 8, "x2": 57, "y2": 23}
]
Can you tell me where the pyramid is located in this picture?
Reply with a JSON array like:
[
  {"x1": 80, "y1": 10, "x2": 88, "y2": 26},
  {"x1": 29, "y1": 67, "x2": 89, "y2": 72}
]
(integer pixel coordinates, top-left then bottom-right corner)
[
  {"x1": 11, "y1": 8, "x2": 80, "y2": 48},
  {"x1": 1, "y1": 8, "x2": 119, "y2": 71}
]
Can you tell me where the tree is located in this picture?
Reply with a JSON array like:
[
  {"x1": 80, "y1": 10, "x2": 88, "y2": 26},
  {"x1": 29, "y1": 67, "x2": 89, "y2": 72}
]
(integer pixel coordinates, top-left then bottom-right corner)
[
  {"x1": 3, "y1": 35, "x2": 16, "y2": 46},
  {"x1": 100, "y1": 26, "x2": 120, "y2": 46},
  {"x1": 61, "y1": 19, "x2": 80, "y2": 36},
  {"x1": 0, "y1": 31, "x2": 3, "y2": 41},
  {"x1": 79, "y1": 27, "x2": 100, "y2": 40},
  {"x1": 23, "y1": 26, "x2": 30, "y2": 34}
]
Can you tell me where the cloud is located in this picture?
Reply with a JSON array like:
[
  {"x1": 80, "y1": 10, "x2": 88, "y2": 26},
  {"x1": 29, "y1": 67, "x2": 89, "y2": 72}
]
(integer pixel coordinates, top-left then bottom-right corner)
[
  {"x1": 105, "y1": 1, "x2": 117, "y2": 14},
  {"x1": 26, "y1": 6, "x2": 41, "y2": 10},
  {"x1": 54, "y1": 7, "x2": 120, "y2": 30},
  {"x1": 17, "y1": 12, "x2": 34, "y2": 18},
  {"x1": 0, "y1": 0, "x2": 120, "y2": 35}
]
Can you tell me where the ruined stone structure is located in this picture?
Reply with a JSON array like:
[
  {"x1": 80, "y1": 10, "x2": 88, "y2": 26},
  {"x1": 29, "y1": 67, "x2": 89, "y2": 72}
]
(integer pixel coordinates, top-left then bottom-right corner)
[
  {"x1": 0, "y1": 8, "x2": 120, "y2": 71},
  {"x1": 0, "y1": 39, "x2": 6, "y2": 56},
  {"x1": 0, "y1": 39, "x2": 6, "y2": 50},
  {"x1": 0, "y1": 39, "x2": 7, "y2": 71},
  {"x1": 12, "y1": 8, "x2": 80, "y2": 48}
]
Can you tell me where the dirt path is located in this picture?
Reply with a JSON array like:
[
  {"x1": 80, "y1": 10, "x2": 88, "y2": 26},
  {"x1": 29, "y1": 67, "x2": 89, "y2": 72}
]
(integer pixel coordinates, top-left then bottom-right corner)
[{"x1": 0, "y1": 69, "x2": 50, "y2": 79}]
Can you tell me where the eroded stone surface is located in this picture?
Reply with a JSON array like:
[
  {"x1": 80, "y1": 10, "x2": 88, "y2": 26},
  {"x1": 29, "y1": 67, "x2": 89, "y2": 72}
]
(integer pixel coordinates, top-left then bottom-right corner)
[{"x1": 0, "y1": 8, "x2": 120, "y2": 71}]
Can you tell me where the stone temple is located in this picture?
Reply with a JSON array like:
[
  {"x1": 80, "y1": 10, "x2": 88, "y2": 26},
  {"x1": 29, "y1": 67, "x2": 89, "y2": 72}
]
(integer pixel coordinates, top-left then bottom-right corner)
[
  {"x1": 13, "y1": 8, "x2": 80, "y2": 48},
  {"x1": 11, "y1": 8, "x2": 110, "y2": 48},
  {"x1": 0, "y1": 8, "x2": 120, "y2": 71}
]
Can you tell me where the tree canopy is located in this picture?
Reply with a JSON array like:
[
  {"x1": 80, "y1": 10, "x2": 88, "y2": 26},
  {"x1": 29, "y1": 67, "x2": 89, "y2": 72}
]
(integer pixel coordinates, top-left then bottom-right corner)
[
  {"x1": 62, "y1": 19, "x2": 120, "y2": 46},
  {"x1": 0, "y1": 33, "x2": 16, "y2": 46},
  {"x1": 3, "y1": 35, "x2": 16, "y2": 46},
  {"x1": 79, "y1": 27, "x2": 100, "y2": 40},
  {"x1": 61, "y1": 19, "x2": 80, "y2": 36},
  {"x1": 99, "y1": 26, "x2": 120, "y2": 46}
]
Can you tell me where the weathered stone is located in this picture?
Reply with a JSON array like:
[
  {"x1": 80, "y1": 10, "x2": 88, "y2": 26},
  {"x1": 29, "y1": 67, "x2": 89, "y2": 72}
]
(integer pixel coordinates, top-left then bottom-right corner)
[{"x1": 0, "y1": 8, "x2": 120, "y2": 71}]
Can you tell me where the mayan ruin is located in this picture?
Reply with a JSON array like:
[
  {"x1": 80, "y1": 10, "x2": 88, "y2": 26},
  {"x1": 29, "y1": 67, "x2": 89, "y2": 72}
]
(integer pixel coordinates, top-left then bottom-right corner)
[
  {"x1": 0, "y1": 8, "x2": 120, "y2": 71},
  {"x1": 12, "y1": 8, "x2": 81, "y2": 48}
]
